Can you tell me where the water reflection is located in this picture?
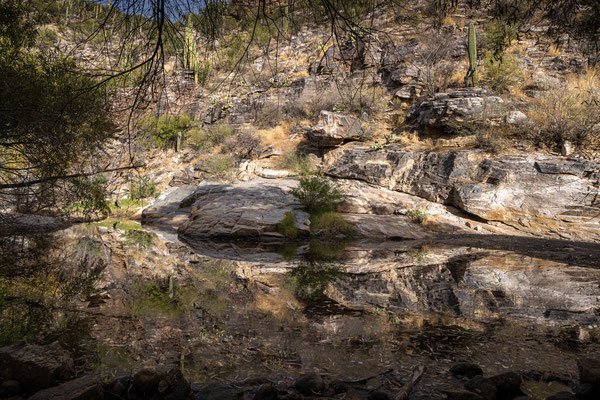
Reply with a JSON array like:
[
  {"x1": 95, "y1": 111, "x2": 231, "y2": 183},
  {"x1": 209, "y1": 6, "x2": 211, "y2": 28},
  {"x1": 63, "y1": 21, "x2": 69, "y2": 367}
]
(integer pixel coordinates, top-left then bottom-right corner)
[{"x1": 1, "y1": 224, "x2": 600, "y2": 395}]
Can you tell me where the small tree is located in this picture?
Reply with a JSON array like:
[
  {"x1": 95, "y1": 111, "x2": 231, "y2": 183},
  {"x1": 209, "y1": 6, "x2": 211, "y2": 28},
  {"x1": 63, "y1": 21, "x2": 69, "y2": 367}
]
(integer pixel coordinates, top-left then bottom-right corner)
[{"x1": 290, "y1": 175, "x2": 345, "y2": 213}]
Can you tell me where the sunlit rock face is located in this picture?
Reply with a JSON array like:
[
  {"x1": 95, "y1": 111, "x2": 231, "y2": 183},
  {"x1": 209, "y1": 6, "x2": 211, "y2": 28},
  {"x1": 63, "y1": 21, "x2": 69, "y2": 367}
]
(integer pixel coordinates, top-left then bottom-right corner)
[
  {"x1": 177, "y1": 179, "x2": 310, "y2": 239},
  {"x1": 324, "y1": 145, "x2": 600, "y2": 240}
]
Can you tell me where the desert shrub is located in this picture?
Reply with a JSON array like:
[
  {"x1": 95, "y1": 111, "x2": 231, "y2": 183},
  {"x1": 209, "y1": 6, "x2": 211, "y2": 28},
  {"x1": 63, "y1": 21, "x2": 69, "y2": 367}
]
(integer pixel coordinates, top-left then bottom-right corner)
[
  {"x1": 257, "y1": 102, "x2": 282, "y2": 128},
  {"x1": 278, "y1": 150, "x2": 315, "y2": 176},
  {"x1": 310, "y1": 211, "x2": 354, "y2": 239},
  {"x1": 414, "y1": 29, "x2": 457, "y2": 98},
  {"x1": 483, "y1": 21, "x2": 518, "y2": 61},
  {"x1": 405, "y1": 207, "x2": 428, "y2": 224},
  {"x1": 204, "y1": 123, "x2": 235, "y2": 147},
  {"x1": 337, "y1": 84, "x2": 389, "y2": 117},
  {"x1": 223, "y1": 131, "x2": 262, "y2": 159},
  {"x1": 138, "y1": 115, "x2": 192, "y2": 149},
  {"x1": 527, "y1": 73, "x2": 600, "y2": 148},
  {"x1": 126, "y1": 175, "x2": 156, "y2": 200},
  {"x1": 204, "y1": 154, "x2": 237, "y2": 180},
  {"x1": 185, "y1": 128, "x2": 205, "y2": 149},
  {"x1": 483, "y1": 53, "x2": 523, "y2": 93},
  {"x1": 38, "y1": 28, "x2": 58, "y2": 47},
  {"x1": 290, "y1": 175, "x2": 345, "y2": 213},
  {"x1": 218, "y1": 33, "x2": 247, "y2": 71},
  {"x1": 287, "y1": 87, "x2": 342, "y2": 119},
  {"x1": 277, "y1": 211, "x2": 298, "y2": 239}
]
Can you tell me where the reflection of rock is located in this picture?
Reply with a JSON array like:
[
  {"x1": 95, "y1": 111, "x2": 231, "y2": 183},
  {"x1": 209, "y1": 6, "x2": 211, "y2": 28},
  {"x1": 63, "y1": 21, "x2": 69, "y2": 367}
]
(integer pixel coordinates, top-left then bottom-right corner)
[
  {"x1": 178, "y1": 179, "x2": 310, "y2": 239},
  {"x1": 0, "y1": 341, "x2": 73, "y2": 392},
  {"x1": 324, "y1": 145, "x2": 600, "y2": 240},
  {"x1": 328, "y1": 250, "x2": 600, "y2": 325}
]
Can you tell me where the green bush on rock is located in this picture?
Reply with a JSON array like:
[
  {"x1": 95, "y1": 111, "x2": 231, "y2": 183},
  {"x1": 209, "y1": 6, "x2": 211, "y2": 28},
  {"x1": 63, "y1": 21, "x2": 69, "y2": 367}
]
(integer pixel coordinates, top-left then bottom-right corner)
[{"x1": 290, "y1": 175, "x2": 345, "y2": 213}]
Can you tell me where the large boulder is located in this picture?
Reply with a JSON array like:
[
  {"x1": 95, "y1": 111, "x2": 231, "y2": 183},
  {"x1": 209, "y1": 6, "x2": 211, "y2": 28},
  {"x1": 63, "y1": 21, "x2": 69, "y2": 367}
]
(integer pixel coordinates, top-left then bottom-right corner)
[
  {"x1": 308, "y1": 111, "x2": 363, "y2": 147},
  {"x1": 324, "y1": 144, "x2": 600, "y2": 240},
  {"x1": 0, "y1": 341, "x2": 74, "y2": 392},
  {"x1": 407, "y1": 88, "x2": 504, "y2": 129},
  {"x1": 178, "y1": 178, "x2": 310, "y2": 239}
]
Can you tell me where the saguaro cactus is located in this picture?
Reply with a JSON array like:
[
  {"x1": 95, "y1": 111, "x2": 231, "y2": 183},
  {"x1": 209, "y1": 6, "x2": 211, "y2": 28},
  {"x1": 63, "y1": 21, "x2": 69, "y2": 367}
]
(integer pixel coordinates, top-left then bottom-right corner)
[
  {"x1": 184, "y1": 15, "x2": 200, "y2": 83},
  {"x1": 467, "y1": 22, "x2": 478, "y2": 86}
]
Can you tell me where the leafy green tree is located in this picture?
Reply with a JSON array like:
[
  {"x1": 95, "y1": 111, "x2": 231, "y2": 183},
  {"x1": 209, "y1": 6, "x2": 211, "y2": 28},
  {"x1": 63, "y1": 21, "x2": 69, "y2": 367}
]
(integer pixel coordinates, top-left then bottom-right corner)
[{"x1": 0, "y1": 0, "x2": 115, "y2": 213}]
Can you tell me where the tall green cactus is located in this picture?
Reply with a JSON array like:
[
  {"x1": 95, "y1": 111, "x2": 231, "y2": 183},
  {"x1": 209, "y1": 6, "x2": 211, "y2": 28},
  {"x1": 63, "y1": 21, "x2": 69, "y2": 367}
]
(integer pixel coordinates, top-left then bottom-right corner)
[
  {"x1": 467, "y1": 22, "x2": 478, "y2": 86},
  {"x1": 184, "y1": 15, "x2": 201, "y2": 84}
]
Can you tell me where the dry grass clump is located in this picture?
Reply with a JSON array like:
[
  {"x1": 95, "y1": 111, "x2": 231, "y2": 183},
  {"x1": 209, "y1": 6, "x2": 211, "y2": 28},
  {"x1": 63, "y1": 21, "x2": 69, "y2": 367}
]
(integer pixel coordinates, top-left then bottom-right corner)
[
  {"x1": 287, "y1": 81, "x2": 389, "y2": 120},
  {"x1": 526, "y1": 68, "x2": 600, "y2": 149}
]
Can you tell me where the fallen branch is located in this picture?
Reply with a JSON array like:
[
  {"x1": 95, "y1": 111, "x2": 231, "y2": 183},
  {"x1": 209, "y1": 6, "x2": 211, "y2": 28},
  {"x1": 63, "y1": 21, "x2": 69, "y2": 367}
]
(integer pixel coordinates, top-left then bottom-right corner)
[
  {"x1": 395, "y1": 365, "x2": 426, "y2": 400},
  {"x1": 0, "y1": 164, "x2": 145, "y2": 190}
]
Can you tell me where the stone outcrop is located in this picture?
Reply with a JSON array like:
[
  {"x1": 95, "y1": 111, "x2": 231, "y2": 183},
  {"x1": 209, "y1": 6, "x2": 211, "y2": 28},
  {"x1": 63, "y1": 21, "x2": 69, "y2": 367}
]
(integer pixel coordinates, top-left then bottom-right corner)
[
  {"x1": 177, "y1": 179, "x2": 310, "y2": 239},
  {"x1": 308, "y1": 111, "x2": 364, "y2": 147},
  {"x1": 406, "y1": 88, "x2": 504, "y2": 128},
  {"x1": 324, "y1": 144, "x2": 600, "y2": 240}
]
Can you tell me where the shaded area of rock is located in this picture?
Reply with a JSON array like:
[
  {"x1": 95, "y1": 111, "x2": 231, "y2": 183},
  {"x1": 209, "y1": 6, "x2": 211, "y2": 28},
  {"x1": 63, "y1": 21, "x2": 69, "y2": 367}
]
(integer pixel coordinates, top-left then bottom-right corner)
[
  {"x1": 0, "y1": 341, "x2": 74, "y2": 392},
  {"x1": 450, "y1": 363, "x2": 484, "y2": 379},
  {"x1": 294, "y1": 373, "x2": 327, "y2": 396},
  {"x1": 28, "y1": 375, "x2": 102, "y2": 400},
  {"x1": 464, "y1": 376, "x2": 497, "y2": 400}
]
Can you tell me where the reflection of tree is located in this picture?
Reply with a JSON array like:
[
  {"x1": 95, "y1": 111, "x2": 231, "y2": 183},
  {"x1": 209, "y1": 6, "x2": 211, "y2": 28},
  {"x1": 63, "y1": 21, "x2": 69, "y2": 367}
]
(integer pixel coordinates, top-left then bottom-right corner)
[
  {"x1": 0, "y1": 233, "x2": 105, "y2": 346},
  {"x1": 288, "y1": 261, "x2": 343, "y2": 300}
]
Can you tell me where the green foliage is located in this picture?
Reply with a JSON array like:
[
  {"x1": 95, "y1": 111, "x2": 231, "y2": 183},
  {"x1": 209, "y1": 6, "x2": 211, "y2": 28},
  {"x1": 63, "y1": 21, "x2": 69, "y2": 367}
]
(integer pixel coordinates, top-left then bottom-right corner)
[
  {"x1": 69, "y1": 176, "x2": 111, "y2": 218},
  {"x1": 484, "y1": 21, "x2": 518, "y2": 61},
  {"x1": 218, "y1": 33, "x2": 247, "y2": 71},
  {"x1": 93, "y1": 218, "x2": 141, "y2": 231},
  {"x1": 138, "y1": 115, "x2": 193, "y2": 149},
  {"x1": 405, "y1": 207, "x2": 428, "y2": 224},
  {"x1": 277, "y1": 211, "x2": 298, "y2": 239},
  {"x1": 290, "y1": 175, "x2": 345, "y2": 213},
  {"x1": 203, "y1": 154, "x2": 237, "y2": 180},
  {"x1": 122, "y1": 230, "x2": 156, "y2": 250},
  {"x1": 483, "y1": 53, "x2": 523, "y2": 93},
  {"x1": 38, "y1": 28, "x2": 58, "y2": 47},
  {"x1": 287, "y1": 262, "x2": 343, "y2": 300},
  {"x1": 0, "y1": 3, "x2": 115, "y2": 211},
  {"x1": 467, "y1": 22, "x2": 478, "y2": 86},
  {"x1": 305, "y1": 240, "x2": 349, "y2": 262},
  {"x1": 126, "y1": 281, "x2": 183, "y2": 317},
  {"x1": 126, "y1": 175, "x2": 156, "y2": 200},
  {"x1": 310, "y1": 211, "x2": 354, "y2": 239},
  {"x1": 204, "y1": 123, "x2": 235, "y2": 147},
  {"x1": 278, "y1": 151, "x2": 315, "y2": 176},
  {"x1": 185, "y1": 128, "x2": 206, "y2": 149}
]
